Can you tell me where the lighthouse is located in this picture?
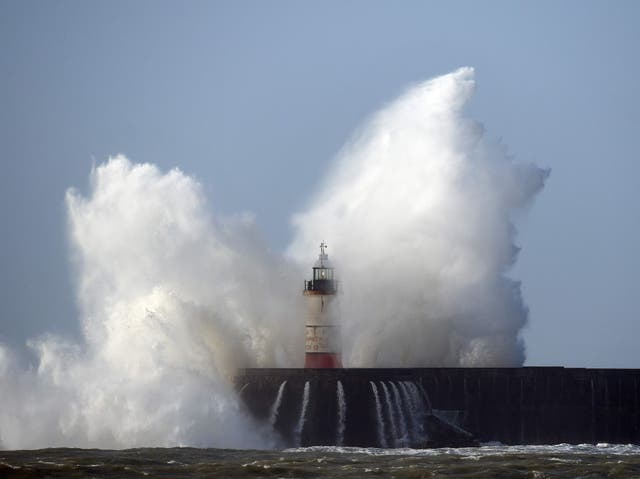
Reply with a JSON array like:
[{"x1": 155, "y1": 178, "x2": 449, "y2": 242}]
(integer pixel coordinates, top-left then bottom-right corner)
[{"x1": 303, "y1": 242, "x2": 342, "y2": 368}]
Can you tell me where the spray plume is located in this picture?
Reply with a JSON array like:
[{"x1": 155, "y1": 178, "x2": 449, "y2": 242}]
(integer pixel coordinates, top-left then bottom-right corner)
[
  {"x1": 0, "y1": 67, "x2": 547, "y2": 448},
  {"x1": 288, "y1": 67, "x2": 548, "y2": 366},
  {"x1": 0, "y1": 158, "x2": 301, "y2": 449}
]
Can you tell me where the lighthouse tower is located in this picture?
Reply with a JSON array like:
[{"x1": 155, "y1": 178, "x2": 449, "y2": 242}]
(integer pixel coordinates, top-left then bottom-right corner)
[{"x1": 303, "y1": 242, "x2": 342, "y2": 368}]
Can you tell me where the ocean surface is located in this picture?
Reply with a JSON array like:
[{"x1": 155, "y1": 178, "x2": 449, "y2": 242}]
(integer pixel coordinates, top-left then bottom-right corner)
[{"x1": 1, "y1": 444, "x2": 640, "y2": 478}]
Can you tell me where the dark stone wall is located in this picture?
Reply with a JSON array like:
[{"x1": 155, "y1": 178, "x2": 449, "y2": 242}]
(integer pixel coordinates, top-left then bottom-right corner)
[{"x1": 234, "y1": 368, "x2": 640, "y2": 448}]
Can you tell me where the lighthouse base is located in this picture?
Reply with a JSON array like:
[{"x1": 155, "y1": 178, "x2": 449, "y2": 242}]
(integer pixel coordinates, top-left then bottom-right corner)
[{"x1": 304, "y1": 353, "x2": 342, "y2": 368}]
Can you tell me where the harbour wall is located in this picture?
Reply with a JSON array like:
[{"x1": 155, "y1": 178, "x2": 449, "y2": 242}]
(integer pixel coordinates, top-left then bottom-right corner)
[{"x1": 235, "y1": 367, "x2": 640, "y2": 448}]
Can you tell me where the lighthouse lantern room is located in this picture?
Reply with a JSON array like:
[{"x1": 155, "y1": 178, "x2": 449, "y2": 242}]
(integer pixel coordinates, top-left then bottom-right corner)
[{"x1": 303, "y1": 242, "x2": 342, "y2": 368}]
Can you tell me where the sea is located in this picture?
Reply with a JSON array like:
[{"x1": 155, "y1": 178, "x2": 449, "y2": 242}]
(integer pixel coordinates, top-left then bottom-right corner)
[{"x1": 1, "y1": 443, "x2": 640, "y2": 478}]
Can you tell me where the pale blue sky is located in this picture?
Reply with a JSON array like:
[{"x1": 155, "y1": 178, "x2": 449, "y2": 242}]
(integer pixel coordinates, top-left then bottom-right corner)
[{"x1": 1, "y1": 1, "x2": 638, "y2": 366}]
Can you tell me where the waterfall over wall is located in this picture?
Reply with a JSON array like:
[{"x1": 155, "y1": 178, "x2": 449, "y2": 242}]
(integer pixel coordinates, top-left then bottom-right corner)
[{"x1": 236, "y1": 368, "x2": 640, "y2": 448}]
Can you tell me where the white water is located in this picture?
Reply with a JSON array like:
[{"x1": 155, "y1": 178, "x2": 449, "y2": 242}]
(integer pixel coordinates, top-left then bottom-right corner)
[
  {"x1": 269, "y1": 381, "x2": 287, "y2": 427},
  {"x1": 370, "y1": 381, "x2": 387, "y2": 448},
  {"x1": 288, "y1": 67, "x2": 548, "y2": 368},
  {"x1": 413, "y1": 383, "x2": 431, "y2": 411},
  {"x1": 399, "y1": 381, "x2": 423, "y2": 443},
  {"x1": 390, "y1": 382, "x2": 409, "y2": 447},
  {"x1": 336, "y1": 380, "x2": 346, "y2": 446},
  {"x1": 380, "y1": 382, "x2": 399, "y2": 447},
  {"x1": 295, "y1": 381, "x2": 310, "y2": 446},
  {"x1": 0, "y1": 68, "x2": 547, "y2": 449},
  {"x1": 285, "y1": 443, "x2": 640, "y2": 457},
  {"x1": 0, "y1": 158, "x2": 287, "y2": 449}
]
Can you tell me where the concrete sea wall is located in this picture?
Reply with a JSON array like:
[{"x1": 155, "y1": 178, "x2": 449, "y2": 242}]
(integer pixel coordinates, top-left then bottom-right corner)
[{"x1": 235, "y1": 368, "x2": 640, "y2": 448}]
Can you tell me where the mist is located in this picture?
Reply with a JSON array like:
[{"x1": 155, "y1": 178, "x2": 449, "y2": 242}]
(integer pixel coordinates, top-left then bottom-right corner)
[{"x1": 0, "y1": 68, "x2": 547, "y2": 448}]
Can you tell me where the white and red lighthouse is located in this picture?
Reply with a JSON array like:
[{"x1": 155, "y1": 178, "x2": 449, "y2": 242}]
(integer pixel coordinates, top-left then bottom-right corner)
[{"x1": 303, "y1": 242, "x2": 342, "y2": 368}]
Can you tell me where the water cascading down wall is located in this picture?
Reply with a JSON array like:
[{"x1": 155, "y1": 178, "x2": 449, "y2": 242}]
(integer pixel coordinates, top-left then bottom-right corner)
[{"x1": 235, "y1": 368, "x2": 640, "y2": 448}]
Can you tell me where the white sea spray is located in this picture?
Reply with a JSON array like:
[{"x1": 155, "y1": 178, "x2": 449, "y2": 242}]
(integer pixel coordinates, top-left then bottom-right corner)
[{"x1": 0, "y1": 68, "x2": 547, "y2": 448}]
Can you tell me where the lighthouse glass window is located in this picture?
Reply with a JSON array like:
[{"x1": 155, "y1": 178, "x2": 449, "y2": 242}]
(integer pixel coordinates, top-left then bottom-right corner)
[{"x1": 314, "y1": 268, "x2": 333, "y2": 281}]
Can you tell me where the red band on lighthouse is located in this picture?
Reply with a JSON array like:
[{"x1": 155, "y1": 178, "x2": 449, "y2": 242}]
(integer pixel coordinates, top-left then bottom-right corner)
[{"x1": 304, "y1": 353, "x2": 342, "y2": 368}]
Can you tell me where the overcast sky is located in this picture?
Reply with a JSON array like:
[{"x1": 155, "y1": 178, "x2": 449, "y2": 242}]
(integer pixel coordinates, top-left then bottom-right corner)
[{"x1": 1, "y1": 0, "x2": 638, "y2": 367}]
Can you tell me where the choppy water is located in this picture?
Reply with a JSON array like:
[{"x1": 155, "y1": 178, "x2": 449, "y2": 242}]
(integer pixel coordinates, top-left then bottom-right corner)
[{"x1": 1, "y1": 444, "x2": 640, "y2": 478}]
